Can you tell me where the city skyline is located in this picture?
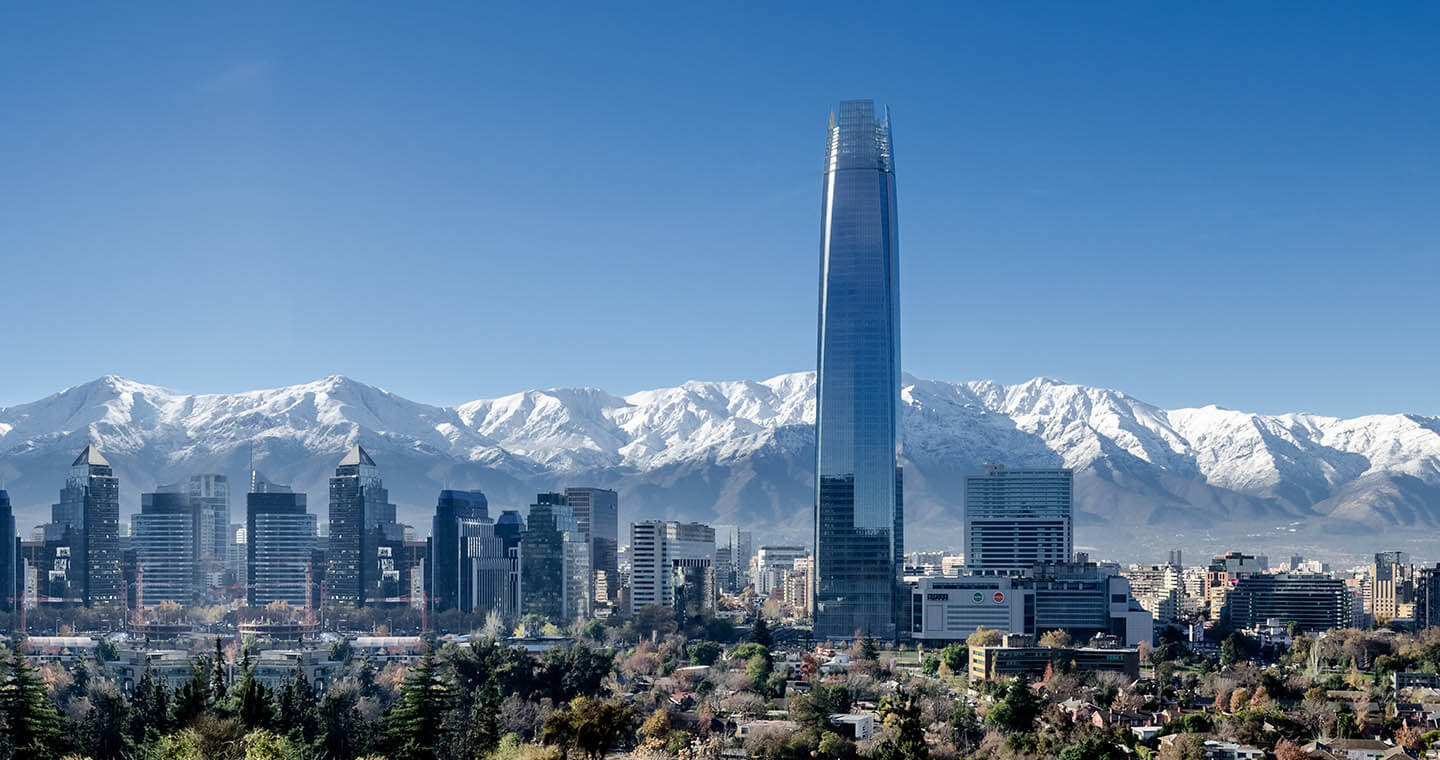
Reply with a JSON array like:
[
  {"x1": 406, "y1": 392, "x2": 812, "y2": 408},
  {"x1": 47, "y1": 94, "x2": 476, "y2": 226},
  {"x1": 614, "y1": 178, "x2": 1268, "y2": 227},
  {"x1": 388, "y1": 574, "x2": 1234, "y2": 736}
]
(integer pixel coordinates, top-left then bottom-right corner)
[{"x1": 4, "y1": 4, "x2": 1439, "y2": 417}]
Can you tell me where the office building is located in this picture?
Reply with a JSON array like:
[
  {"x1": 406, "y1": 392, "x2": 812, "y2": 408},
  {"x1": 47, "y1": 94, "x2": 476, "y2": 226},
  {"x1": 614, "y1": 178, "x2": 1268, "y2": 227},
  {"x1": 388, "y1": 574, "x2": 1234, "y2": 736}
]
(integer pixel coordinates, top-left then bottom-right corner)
[
  {"x1": 1222, "y1": 574, "x2": 1352, "y2": 633},
  {"x1": 964, "y1": 466, "x2": 1073, "y2": 575},
  {"x1": 713, "y1": 525, "x2": 753, "y2": 594},
  {"x1": 1166, "y1": 549, "x2": 1182, "y2": 567},
  {"x1": 813, "y1": 99, "x2": 904, "y2": 641},
  {"x1": 629, "y1": 521, "x2": 716, "y2": 617},
  {"x1": 0, "y1": 490, "x2": 15, "y2": 611},
  {"x1": 246, "y1": 472, "x2": 315, "y2": 607},
  {"x1": 495, "y1": 510, "x2": 525, "y2": 615},
  {"x1": 1029, "y1": 562, "x2": 1152, "y2": 646},
  {"x1": 756, "y1": 545, "x2": 809, "y2": 597},
  {"x1": 1206, "y1": 552, "x2": 1264, "y2": 621},
  {"x1": 565, "y1": 488, "x2": 618, "y2": 603},
  {"x1": 1370, "y1": 551, "x2": 1414, "y2": 620},
  {"x1": 522, "y1": 495, "x2": 589, "y2": 621},
  {"x1": 969, "y1": 641, "x2": 1139, "y2": 683},
  {"x1": 909, "y1": 576, "x2": 1030, "y2": 642},
  {"x1": 1415, "y1": 565, "x2": 1440, "y2": 629},
  {"x1": 52, "y1": 447, "x2": 122, "y2": 608},
  {"x1": 326, "y1": 446, "x2": 400, "y2": 607},
  {"x1": 133, "y1": 491, "x2": 199, "y2": 606},
  {"x1": 429, "y1": 489, "x2": 488, "y2": 613},
  {"x1": 187, "y1": 475, "x2": 230, "y2": 593}
]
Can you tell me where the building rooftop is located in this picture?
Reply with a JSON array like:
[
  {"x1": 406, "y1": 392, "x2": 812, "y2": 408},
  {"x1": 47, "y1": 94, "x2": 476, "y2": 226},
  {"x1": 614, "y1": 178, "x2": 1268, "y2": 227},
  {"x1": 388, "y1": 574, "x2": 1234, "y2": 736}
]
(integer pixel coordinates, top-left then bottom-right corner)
[
  {"x1": 72, "y1": 445, "x2": 109, "y2": 467},
  {"x1": 338, "y1": 445, "x2": 376, "y2": 467}
]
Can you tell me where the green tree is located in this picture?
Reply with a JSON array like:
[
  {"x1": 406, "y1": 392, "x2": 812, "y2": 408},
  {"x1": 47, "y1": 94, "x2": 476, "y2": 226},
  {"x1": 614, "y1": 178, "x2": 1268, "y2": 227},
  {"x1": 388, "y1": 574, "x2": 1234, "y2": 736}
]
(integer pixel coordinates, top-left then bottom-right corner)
[
  {"x1": 875, "y1": 686, "x2": 928, "y2": 760},
  {"x1": 687, "y1": 641, "x2": 723, "y2": 666},
  {"x1": 210, "y1": 637, "x2": 229, "y2": 706},
  {"x1": 859, "y1": 636, "x2": 880, "y2": 661},
  {"x1": 232, "y1": 655, "x2": 272, "y2": 729},
  {"x1": 1220, "y1": 634, "x2": 1240, "y2": 667},
  {"x1": 541, "y1": 696, "x2": 635, "y2": 760},
  {"x1": 328, "y1": 637, "x2": 353, "y2": 663},
  {"x1": 1059, "y1": 736, "x2": 1126, "y2": 760},
  {"x1": 463, "y1": 679, "x2": 504, "y2": 757},
  {"x1": 174, "y1": 659, "x2": 211, "y2": 727},
  {"x1": 752, "y1": 615, "x2": 773, "y2": 648},
  {"x1": 920, "y1": 654, "x2": 939, "y2": 675},
  {"x1": 276, "y1": 661, "x2": 318, "y2": 743},
  {"x1": 83, "y1": 680, "x2": 136, "y2": 760},
  {"x1": 2, "y1": 649, "x2": 69, "y2": 760},
  {"x1": 384, "y1": 645, "x2": 450, "y2": 760},
  {"x1": 317, "y1": 685, "x2": 369, "y2": 760},
  {"x1": 1335, "y1": 710, "x2": 1359, "y2": 739},
  {"x1": 131, "y1": 663, "x2": 172, "y2": 745},
  {"x1": 939, "y1": 643, "x2": 967, "y2": 673},
  {"x1": 536, "y1": 644, "x2": 612, "y2": 703},
  {"x1": 986, "y1": 674, "x2": 1041, "y2": 733}
]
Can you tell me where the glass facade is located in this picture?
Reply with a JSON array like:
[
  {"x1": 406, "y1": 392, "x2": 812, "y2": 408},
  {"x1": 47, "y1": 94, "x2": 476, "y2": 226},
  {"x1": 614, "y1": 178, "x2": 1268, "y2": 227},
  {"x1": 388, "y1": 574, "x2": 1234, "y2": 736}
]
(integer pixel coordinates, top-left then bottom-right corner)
[
  {"x1": 247, "y1": 483, "x2": 314, "y2": 608},
  {"x1": 55, "y1": 447, "x2": 123, "y2": 608},
  {"x1": 135, "y1": 491, "x2": 200, "y2": 605},
  {"x1": 813, "y1": 99, "x2": 903, "y2": 641},
  {"x1": 326, "y1": 446, "x2": 398, "y2": 607},
  {"x1": 565, "y1": 487, "x2": 618, "y2": 602},
  {"x1": 430, "y1": 489, "x2": 489, "y2": 612}
]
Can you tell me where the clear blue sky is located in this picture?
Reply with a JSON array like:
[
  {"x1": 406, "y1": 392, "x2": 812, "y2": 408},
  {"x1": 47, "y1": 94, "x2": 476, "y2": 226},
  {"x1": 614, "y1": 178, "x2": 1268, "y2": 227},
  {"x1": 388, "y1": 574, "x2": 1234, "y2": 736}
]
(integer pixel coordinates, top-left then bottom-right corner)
[{"x1": 2, "y1": 2, "x2": 1436, "y2": 417}]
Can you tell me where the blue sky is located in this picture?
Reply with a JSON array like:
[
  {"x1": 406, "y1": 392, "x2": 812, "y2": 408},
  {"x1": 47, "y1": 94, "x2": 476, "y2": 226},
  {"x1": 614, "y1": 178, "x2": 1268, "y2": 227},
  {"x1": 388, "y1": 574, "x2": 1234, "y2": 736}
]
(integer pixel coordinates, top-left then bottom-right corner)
[{"x1": 2, "y1": 2, "x2": 1437, "y2": 416}]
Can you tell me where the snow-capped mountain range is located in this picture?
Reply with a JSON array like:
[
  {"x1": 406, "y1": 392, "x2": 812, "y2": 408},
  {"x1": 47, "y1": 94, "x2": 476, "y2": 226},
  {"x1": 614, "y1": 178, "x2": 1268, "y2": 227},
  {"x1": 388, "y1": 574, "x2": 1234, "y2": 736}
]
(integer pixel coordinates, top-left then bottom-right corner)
[{"x1": 2, "y1": 374, "x2": 1438, "y2": 562}]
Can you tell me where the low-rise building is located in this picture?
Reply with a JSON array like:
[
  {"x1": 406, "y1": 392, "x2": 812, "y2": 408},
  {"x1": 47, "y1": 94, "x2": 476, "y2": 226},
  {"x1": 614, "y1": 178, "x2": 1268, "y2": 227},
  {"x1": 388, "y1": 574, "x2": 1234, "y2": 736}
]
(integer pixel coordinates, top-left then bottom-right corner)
[
  {"x1": 107, "y1": 649, "x2": 196, "y2": 693},
  {"x1": 829, "y1": 713, "x2": 876, "y2": 739},
  {"x1": 969, "y1": 643, "x2": 1139, "y2": 683}
]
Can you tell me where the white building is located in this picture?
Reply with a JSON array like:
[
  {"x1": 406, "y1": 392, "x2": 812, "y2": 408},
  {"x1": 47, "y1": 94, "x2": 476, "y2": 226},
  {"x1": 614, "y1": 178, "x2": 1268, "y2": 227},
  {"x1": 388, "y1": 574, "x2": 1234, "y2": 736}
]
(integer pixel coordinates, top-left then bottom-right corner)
[
  {"x1": 964, "y1": 466, "x2": 1072, "y2": 575},
  {"x1": 629, "y1": 521, "x2": 715, "y2": 615}
]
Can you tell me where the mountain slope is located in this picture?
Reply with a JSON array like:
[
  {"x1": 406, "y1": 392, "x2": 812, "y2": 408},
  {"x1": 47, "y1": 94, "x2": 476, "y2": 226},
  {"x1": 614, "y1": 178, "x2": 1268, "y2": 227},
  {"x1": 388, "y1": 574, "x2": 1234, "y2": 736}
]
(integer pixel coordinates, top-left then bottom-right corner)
[{"x1": 2, "y1": 373, "x2": 1438, "y2": 561}]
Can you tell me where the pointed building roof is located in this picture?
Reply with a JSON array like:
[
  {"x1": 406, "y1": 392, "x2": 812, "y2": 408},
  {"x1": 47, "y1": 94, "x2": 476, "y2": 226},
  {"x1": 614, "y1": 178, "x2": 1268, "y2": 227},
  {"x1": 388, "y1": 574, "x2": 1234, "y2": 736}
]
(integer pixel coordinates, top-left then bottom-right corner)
[
  {"x1": 339, "y1": 445, "x2": 375, "y2": 467},
  {"x1": 72, "y1": 445, "x2": 110, "y2": 467}
]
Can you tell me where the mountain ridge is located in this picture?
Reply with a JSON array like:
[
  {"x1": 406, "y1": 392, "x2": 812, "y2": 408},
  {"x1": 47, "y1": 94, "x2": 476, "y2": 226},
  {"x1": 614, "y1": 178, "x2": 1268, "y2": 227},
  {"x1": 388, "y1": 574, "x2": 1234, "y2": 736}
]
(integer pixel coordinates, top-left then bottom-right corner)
[{"x1": 2, "y1": 373, "x2": 1438, "y2": 563}]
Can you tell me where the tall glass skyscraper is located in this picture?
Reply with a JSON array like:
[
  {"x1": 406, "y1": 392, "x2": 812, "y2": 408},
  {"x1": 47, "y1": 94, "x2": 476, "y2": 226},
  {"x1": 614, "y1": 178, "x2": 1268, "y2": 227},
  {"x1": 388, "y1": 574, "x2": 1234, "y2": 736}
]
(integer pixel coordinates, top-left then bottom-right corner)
[{"x1": 813, "y1": 99, "x2": 903, "y2": 641}]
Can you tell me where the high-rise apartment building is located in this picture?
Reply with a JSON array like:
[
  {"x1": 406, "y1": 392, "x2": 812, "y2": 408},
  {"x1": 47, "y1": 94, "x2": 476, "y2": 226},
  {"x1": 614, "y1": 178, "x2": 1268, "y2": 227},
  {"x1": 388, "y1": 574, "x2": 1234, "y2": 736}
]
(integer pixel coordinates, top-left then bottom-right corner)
[
  {"x1": 326, "y1": 446, "x2": 400, "y2": 607},
  {"x1": 134, "y1": 491, "x2": 199, "y2": 605},
  {"x1": 813, "y1": 99, "x2": 904, "y2": 641},
  {"x1": 565, "y1": 488, "x2": 618, "y2": 603},
  {"x1": 629, "y1": 521, "x2": 716, "y2": 617},
  {"x1": 430, "y1": 489, "x2": 489, "y2": 613},
  {"x1": 52, "y1": 447, "x2": 122, "y2": 608},
  {"x1": 964, "y1": 466, "x2": 1073, "y2": 576},
  {"x1": 247, "y1": 472, "x2": 315, "y2": 607}
]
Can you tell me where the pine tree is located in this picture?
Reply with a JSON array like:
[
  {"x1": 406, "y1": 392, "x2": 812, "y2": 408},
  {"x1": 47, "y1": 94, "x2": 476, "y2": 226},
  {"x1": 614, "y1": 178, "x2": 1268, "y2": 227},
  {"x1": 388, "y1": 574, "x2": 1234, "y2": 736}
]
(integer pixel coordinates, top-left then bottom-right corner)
[
  {"x1": 210, "y1": 637, "x2": 229, "y2": 707},
  {"x1": 2, "y1": 649, "x2": 69, "y2": 760},
  {"x1": 464, "y1": 679, "x2": 503, "y2": 756},
  {"x1": 385, "y1": 644, "x2": 449, "y2": 760},
  {"x1": 129, "y1": 663, "x2": 171, "y2": 745},
  {"x1": 234, "y1": 656, "x2": 272, "y2": 729},
  {"x1": 84, "y1": 681, "x2": 136, "y2": 760},
  {"x1": 174, "y1": 659, "x2": 211, "y2": 727},
  {"x1": 752, "y1": 615, "x2": 773, "y2": 649}
]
